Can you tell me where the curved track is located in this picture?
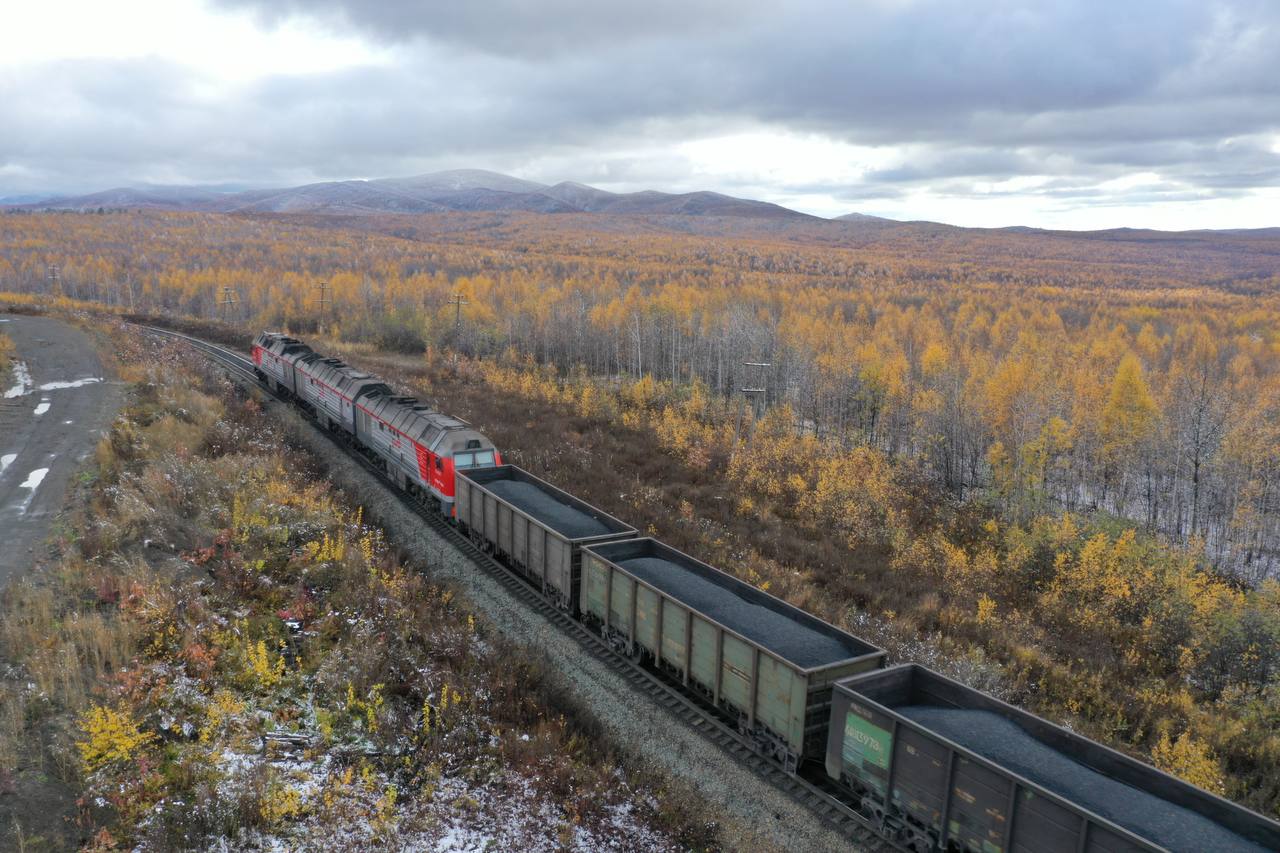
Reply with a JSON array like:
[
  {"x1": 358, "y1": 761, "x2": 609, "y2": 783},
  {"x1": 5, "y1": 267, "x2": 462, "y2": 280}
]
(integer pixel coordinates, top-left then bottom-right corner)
[{"x1": 143, "y1": 325, "x2": 903, "y2": 853}]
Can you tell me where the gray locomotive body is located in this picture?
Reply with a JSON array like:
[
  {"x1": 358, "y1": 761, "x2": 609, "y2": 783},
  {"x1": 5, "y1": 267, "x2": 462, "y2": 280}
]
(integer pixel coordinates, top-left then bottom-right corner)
[
  {"x1": 826, "y1": 664, "x2": 1280, "y2": 853},
  {"x1": 294, "y1": 356, "x2": 388, "y2": 435},
  {"x1": 251, "y1": 331, "x2": 315, "y2": 396}
]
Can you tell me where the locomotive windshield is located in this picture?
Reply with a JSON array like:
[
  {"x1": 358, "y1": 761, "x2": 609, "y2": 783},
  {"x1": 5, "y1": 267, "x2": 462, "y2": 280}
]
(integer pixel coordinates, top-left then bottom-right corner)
[{"x1": 454, "y1": 450, "x2": 496, "y2": 470}]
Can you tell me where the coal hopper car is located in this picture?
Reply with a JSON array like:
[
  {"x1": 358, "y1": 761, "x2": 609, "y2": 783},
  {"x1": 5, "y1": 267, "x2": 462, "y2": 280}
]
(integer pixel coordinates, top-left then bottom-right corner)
[
  {"x1": 455, "y1": 465, "x2": 636, "y2": 612},
  {"x1": 581, "y1": 537, "x2": 885, "y2": 772},
  {"x1": 826, "y1": 664, "x2": 1280, "y2": 853}
]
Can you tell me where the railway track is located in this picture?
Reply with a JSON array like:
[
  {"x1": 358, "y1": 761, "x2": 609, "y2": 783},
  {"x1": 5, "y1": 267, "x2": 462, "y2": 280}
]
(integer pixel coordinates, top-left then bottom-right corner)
[{"x1": 142, "y1": 324, "x2": 903, "y2": 853}]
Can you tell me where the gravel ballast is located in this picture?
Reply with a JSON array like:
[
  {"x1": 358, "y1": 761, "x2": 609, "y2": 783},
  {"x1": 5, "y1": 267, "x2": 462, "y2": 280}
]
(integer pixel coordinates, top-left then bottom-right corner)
[
  {"x1": 483, "y1": 479, "x2": 614, "y2": 539},
  {"x1": 266, "y1": 399, "x2": 863, "y2": 852},
  {"x1": 898, "y1": 706, "x2": 1266, "y2": 853},
  {"x1": 618, "y1": 556, "x2": 862, "y2": 669}
]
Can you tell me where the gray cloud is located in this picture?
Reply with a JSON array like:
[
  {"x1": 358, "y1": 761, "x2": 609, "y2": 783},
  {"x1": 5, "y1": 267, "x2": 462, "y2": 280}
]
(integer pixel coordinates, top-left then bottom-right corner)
[{"x1": 2, "y1": 0, "x2": 1278, "y2": 223}]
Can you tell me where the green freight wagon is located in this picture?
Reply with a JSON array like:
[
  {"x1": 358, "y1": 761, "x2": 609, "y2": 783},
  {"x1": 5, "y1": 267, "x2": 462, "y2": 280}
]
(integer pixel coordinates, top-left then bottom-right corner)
[
  {"x1": 826, "y1": 664, "x2": 1280, "y2": 853},
  {"x1": 581, "y1": 538, "x2": 885, "y2": 772},
  {"x1": 456, "y1": 465, "x2": 636, "y2": 612}
]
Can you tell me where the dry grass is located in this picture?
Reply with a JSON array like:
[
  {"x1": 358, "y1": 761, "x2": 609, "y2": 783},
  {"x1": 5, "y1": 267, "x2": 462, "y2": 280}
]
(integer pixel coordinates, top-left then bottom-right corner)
[
  {"x1": 0, "y1": 322, "x2": 730, "y2": 850},
  {"x1": 0, "y1": 330, "x2": 13, "y2": 373}
]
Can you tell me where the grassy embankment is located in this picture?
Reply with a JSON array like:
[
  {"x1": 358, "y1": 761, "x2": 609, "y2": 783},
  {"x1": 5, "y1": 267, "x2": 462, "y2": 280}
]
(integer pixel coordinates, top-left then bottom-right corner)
[{"x1": 0, "y1": 323, "x2": 723, "y2": 851}]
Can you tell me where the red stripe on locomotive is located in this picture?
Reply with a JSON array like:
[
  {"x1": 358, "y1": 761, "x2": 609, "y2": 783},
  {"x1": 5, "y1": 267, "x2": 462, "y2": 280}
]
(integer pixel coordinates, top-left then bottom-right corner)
[{"x1": 415, "y1": 444, "x2": 432, "y2": 482}]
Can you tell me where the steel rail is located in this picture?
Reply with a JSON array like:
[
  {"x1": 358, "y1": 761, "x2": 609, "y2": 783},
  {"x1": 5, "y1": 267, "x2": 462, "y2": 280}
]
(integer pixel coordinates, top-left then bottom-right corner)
[{"x1": 141, "y1": 324, "x2": 903, "y2": 853}]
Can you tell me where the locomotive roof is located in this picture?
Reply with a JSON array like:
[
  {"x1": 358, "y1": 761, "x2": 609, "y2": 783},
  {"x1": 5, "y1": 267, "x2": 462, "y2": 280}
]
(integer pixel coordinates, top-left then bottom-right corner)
[
  {"x1": 258, "y1": 331, "x2": 312, "y2": 353},
  {"x1": 362, "y1": 394, "x2": 488, "y2": 450}
]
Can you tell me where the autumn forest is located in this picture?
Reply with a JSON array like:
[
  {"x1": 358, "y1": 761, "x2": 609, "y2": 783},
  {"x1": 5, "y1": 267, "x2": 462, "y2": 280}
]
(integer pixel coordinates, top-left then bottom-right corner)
[{"x1": 2, "y1": 208, "x2": 1279, "y2": 814}]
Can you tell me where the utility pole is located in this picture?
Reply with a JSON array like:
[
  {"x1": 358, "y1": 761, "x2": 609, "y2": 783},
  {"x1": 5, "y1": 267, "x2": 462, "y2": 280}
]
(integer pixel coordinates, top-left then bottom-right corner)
[
  {"x1": 218, "y1": 286, "x2": 239, "y2": 321},
  {"x1": 446, "y1": 292, "x2": 469, "y2": 363},
  {"x1": 447, "y1": 292, "x2": 468, "y2": 332},
  {"x1": 736, "y1": 360, "x2": 771, "y2": 447},
  {"x1": 315, "y1": 281, "x2": 332, "y2": 312},
  {"x1": 315, "y1": 281, "x2": 332, "y2": 333},
  {"x1": 46, "y1": 263, "x2": 59, "y2": 295}
]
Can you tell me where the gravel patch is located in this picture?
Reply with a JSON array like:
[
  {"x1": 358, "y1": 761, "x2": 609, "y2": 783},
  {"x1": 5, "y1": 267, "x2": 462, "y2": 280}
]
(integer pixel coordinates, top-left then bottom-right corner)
[
  {"x1": 619, "y1": 556, "x2": 861, "y2": 669},
  {"x1": 268, "y1": 399, "x2": 865, "y2": 853},
  {"x1": 898, "y1": 706, "x2": 1266, "y2": 853},
  {"x1": 484, "y1": 479, "x2": 613, "y2": 539}
]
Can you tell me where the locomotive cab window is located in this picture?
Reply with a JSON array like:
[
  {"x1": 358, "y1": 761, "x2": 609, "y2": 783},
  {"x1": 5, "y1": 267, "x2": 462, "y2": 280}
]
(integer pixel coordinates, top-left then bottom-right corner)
[{"x1": 453, "y1": 450, "x2": 494, "y2": 470}]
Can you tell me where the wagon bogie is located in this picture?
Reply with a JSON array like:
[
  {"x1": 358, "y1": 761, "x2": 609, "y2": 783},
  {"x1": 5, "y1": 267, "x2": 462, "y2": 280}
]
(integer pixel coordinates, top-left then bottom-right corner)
[{"x1": 581, "y1": 538, "x2": 884, "y2": 770}]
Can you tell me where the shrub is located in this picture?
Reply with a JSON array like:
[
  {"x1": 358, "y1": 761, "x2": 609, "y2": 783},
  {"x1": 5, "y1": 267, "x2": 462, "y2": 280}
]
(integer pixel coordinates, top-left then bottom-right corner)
[{"x1": 76, "y1": 705, "x2": 155, "y2": 773}]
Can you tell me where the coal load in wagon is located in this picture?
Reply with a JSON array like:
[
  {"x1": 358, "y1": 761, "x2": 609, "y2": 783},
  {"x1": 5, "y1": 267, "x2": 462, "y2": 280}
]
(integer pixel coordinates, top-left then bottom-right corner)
[
  {"x1": 898, "y1": 706, "x2": 1267, "y2": 853},
  {"x1": 484, "y1": 480, "x2": 612, "y2": 539},
  {"x1": 618, "y1": 556, "x2": 856, "y2": 668}
]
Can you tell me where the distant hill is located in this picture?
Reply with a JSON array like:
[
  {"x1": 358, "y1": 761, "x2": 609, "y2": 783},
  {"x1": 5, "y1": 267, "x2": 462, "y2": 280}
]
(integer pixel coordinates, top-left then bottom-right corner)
[{"x1": 13, "y1": 170, "x2": 820, "y2": 221}]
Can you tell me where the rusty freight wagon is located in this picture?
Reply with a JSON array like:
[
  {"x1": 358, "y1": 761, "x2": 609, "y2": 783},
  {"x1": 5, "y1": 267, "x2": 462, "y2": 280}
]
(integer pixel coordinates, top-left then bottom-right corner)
[
  {"x1": 455, "y1": 465, "x2": 636, "y2": 612},
  {"x1": 580, "y1": 538, "x2": 885, "y2": 772},
  {"x1": 826, "y1": 664, "x2": 1280, "y2": 853}
]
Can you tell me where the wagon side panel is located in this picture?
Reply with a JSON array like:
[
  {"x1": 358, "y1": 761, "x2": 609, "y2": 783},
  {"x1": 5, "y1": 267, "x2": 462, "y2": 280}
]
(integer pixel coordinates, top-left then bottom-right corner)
[
  {"x1": 755, "y1": 654, "x2": 804, "y2": 755},
  {"x1": 948, "y1": 756, "x2": 1012, "y2": 853},
  {"x1": 634, "y1": 585, "x2": 661, "y2": 654},
  {"x1": 582, "y1": 553, "x2": 609, "y2": 624},
  {"x1": 660, "y1": 600, "x2": 689, "y2": 675},
  {"x1": 1012, "y1": 789, "x2": 1085, "y2": 853},
  {"x1": 689, "y1": 616, "x2": 718, "y2": 694},
  {"x1": 609, "y1": 572, "x2": 635, "y2": 636},
  {"x1": 720, "y1": 634, "x2": 754, "y2": 716}
]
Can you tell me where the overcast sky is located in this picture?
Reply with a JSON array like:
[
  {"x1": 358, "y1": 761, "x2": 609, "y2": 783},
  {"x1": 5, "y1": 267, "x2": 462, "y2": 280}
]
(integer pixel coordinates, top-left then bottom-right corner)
[{"x1": 3, "y1": 0, "x2": 1279, "y2": 229}]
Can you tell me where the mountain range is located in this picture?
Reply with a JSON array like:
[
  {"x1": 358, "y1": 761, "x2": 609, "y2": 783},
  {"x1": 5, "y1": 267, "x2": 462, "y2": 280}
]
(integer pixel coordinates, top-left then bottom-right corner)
[{"x1": 9, "y1": 169, "x2": 837, "y2": 221}]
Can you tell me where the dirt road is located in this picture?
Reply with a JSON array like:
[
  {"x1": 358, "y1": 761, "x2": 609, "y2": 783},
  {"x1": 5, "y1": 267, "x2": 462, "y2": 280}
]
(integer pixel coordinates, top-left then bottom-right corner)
[{"x1": 0, "y1": 314, "x2": 122, "y2": 587}]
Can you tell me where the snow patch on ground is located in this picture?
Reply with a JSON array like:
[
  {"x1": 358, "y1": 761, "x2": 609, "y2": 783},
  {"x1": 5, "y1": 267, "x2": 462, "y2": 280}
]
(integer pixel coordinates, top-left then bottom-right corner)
[
  {"x1": 39, "y1": 376, "x2": 102, "y2": 390},
  {"x1": 4, "y1": 361, "x2": 32, "y2": 398},
  {"x1": 0, "y1": 453, "x2": 15, "y2": 474},
  {"x1": 33, "y1": 399, "x2": 50, "y2": 415},
  {"x1": 15, "y1": 466, "x2": 49, "y2": 513}
]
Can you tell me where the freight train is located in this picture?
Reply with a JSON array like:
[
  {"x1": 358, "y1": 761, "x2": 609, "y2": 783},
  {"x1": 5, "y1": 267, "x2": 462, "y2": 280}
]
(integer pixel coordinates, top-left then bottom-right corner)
[{"x1": 250, "y1": 331, "x2": 1280, "y2": 853}]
